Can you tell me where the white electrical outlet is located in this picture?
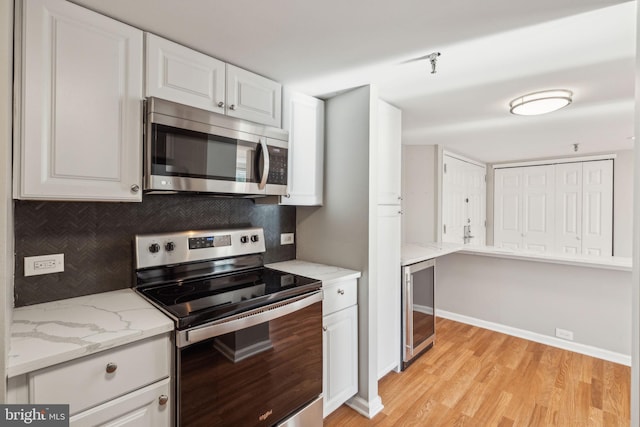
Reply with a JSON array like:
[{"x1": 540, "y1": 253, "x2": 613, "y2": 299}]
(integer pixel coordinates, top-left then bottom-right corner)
[
  {"x1": 280, "y1": 233, "x2": 295, "y2": 245},
  {"x1": 555, "y1": 327, "x2": 574, "y2": 341},
  {"x1": 24, "y1": 254, "x2": 64, "y2": 276}
]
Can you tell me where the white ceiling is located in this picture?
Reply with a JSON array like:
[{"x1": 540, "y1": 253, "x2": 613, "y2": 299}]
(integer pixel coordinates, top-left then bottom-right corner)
[{"x1": 72, "y1": 0, "x2": 637, "y2": 163}]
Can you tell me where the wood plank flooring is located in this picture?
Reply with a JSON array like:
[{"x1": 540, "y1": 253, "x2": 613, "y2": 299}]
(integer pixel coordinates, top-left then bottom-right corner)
[{"x1": 324, "y1": 318, "x2": 630, "y2": 426}]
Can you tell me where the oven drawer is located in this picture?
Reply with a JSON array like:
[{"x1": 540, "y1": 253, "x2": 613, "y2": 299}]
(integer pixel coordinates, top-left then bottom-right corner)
[
  {"x1": 323, "y1": 279, "x2": 357, "y2": 315},
  {"x1": 29, "y1": 334, "x2": 171, "y2": 415}
]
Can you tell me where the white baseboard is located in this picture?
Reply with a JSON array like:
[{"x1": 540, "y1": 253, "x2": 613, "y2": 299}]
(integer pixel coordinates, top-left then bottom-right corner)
[
  {"x1": 377, "y1": 361, "x2": 400, "y2": 381},
  {"x1": 436, "y1": 309, "x2": 631, "y2": 366},
  {"x1": 346, "y1": 395, "x2": 384, "y2": 419},
  {"x1": 414, "y1": 304, "x2": 434, "y2": 315}
]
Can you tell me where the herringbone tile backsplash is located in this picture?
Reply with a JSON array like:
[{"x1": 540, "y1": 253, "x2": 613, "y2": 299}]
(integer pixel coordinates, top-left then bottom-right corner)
[{"x1": 14, "y1": 194, "x2": 296, "y2": 306}]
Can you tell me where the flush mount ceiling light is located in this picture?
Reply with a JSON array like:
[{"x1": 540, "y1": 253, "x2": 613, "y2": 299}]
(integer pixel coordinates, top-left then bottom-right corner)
[{"x1": 509, "y1": 89, "x2": 573, "y2": 116}]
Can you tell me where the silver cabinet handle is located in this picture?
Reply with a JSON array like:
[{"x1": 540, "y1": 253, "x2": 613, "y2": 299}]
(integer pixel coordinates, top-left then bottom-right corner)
[
  {"x1": 130, "y1": 184, "x2": 140, "y2": 193},
  {"x1": 217, "y1": 101, "x2": 225, "y2": 108},
  {"x1": 159, "y1": 395, "x2": 169, "y2": 406},
  {"x1": 398, "y1": 210, "x2": 403, "y2": 214},
  {"x1": 337, "y1": 289, "x2": 345, "y2": 295},
  {"x1": 229, "y1": 104, "x2": 236, "y2": 110},
  {"x1": 106, "y1": 362, "x2": 117, "y2": 374},
  {"x1": 322, "y1": 326, "x2": 328, "y2": 332},
  {"x1": 398, "y1": 196, "x2": 403, "y2": 201}
]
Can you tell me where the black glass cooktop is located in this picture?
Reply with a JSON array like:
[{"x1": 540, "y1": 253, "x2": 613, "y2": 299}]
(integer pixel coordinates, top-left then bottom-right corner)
[{"x1": 137, "y1": 267, "x2": 321, "y2": 330}]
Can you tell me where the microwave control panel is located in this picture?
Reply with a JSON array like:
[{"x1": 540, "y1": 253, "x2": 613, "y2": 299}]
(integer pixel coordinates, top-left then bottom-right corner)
[{"x1": 268, "y1": 146, "x2": 288, "y2": 185}]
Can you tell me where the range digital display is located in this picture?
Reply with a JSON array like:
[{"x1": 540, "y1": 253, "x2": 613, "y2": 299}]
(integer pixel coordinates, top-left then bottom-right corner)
[{"x1": 188, "y1": 235, "x2": 232, "y2": 250}]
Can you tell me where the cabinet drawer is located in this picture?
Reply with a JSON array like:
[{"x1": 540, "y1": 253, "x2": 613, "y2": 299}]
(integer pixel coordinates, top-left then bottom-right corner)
[
  {"x1": 29, "y1": 334, "x2": 171, "y2": 415},
  {"x1": 323, "y1": 279, "x2": 357, "y2": 315}
]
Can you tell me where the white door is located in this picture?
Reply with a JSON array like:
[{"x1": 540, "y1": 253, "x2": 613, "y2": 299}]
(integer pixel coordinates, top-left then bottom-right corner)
[
  {"x1": 582, "y1": 160, "x2": 613, "y2": 256},
  {"x1": 494, "y1": 168, "x2": 524, "y2": 249},
  {"x1": 17, "y1": 0, "x2": 143, "y2": 201},
  {"x1": 145, "y1": 33, "x2": 226, "y2": 114},
  {"x1": 377, "y1": 205, "x2": 401, "y2": 379},
  {"x1": 442, "y1": 156, "x2": 467, "y2": 243},
  {"x1": 323, "y1": 306, "x2": 358, "y2": 417},
  {"x1": 521, "y1": 165, "x2": 555, "y2": 252},
  {"x1": 555, "y1": 163, "x2": 583, "y2": 254},
  {"x1": 442, "y1": 155, "x2": 486, "y2": 244},
  {"x1": 377, "y1": 100, "x2": 402, "y2": 205},
  {"x1": 466, "y1": 164, "x2": 486, "y2": 246},
  {"x1": 280, "y1": 90, "x2": 324, "y2": 206},
  {"x1": 226, "y1": 64, "x2": 282, "y2": 127}
]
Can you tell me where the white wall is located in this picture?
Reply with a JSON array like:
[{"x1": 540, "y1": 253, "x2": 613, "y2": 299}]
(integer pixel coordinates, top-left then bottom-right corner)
[
  {"x1": 401, "y1": 145, "x2": 436, "y2": 244},
  {"x1": 614, "y1": 150, "x2": 634, "y2": 257},
  {"x1": 1, "y1": 0, "x2": 13, "y2": 400},
  {"x1": 296, "y1": 85, "x2": 382, "y2": 415},
  {"x1": 437, "y1": 253, "x2": 632, "y2": 360}
]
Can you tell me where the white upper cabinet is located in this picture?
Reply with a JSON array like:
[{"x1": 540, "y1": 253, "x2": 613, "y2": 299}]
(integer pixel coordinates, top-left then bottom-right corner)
[
  {"x1": 226, "y1": 64, "x2": 282, "y2": 127},
  {"x1": 280, "y1": 90, "x2": 324, "y2": 206},
  {"x1": 145, "y1": 33, "x2": 225, "y2": 114},
  {"x1": 144, "y1": 34, "x2": 282, "y2": 127},
  {"x1": 15, "y1": 0, "x2": 143, "y2": 202},
  {"x1": 377, "y1": 100, "x2": 402, "y2": 205}
]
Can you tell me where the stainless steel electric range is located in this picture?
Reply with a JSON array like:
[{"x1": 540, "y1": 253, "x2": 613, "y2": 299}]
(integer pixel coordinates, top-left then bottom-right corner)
[{"x1": 133, "y1": 227, "x2": 323, "y2": 427}]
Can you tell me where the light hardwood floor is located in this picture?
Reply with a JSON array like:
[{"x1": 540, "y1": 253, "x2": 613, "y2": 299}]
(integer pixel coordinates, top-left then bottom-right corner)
[{"x1": 324, "y1": 318, "x2": 630, "y2": 426}]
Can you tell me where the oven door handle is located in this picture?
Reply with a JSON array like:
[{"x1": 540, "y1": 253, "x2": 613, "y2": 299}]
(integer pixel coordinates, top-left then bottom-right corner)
[{"x1": 177, "y1": 290, "x2": 323, "y2": 347}]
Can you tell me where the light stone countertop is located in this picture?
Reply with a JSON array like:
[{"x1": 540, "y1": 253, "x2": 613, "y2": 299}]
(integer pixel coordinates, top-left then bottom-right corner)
[
  {"x1": 266, "y1": 260, "x2": 361, "y2": 286},
  {"x1": 8, "y1": 289, "x2": 174, "y2": 378},
  {"x1": 460, "y1": 245, "x2": 633, "y2": 271},
  {"x1": 401, "y1": 242, "x2": 464, "y2": 266}
]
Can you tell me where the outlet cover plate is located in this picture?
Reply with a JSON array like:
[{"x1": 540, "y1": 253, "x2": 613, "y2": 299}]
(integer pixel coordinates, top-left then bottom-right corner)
[
  {"x1": 555, "y1": 327, "x2": 574, "y2": 341},
  {"x1": 24, "y1": 254, "x2": 64, "y2": 276},
  {"x1": 280, "y1": 233, "x2": 295, "y2": 245}
]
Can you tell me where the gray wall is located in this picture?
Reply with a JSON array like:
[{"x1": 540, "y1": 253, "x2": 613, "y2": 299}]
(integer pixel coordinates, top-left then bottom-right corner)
[
  {"x1": 401, "y1": 145, "x2": 437, "y2": 244},
  {"x1": 297, "y1": 85, "x2": 380, "y2": 411},
  {"x1": 14, "y1": 196, "x2": 296, "y2": 306},
  {"x1": 437, "y1": 253, "x2": 632, "y2": 356}
]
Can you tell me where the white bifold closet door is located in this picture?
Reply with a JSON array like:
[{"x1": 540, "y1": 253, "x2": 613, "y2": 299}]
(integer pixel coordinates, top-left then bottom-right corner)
[{"x1": 495, "y1": 160, "x2": 612, "y2": 256}]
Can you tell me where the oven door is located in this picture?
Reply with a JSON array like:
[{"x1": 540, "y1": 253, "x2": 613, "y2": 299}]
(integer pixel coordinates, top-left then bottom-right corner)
[{"x1": 176, "y1": 291, "x2": 323, "y2": 427}]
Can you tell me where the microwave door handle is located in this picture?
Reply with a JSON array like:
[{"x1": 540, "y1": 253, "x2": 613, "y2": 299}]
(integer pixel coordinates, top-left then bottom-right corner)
[{"x1": 258, "y1": 138, "x2": 270, "y2": 190}]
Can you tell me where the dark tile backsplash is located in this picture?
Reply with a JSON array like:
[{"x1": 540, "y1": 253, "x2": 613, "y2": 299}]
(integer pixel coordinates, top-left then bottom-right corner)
[{"x1": 14, "y1": 194, "x2": 296, "y2": 306}]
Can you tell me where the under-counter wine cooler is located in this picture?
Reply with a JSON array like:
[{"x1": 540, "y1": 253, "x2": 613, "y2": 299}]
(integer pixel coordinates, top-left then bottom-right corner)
[{"x1": 401, "y1": 258, "x2": 435, "y2": 370}]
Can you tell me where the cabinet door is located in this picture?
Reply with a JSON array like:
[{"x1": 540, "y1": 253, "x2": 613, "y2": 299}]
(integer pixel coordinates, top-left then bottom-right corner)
[
  {"x1": 521, "y1": 165, "x2": 555, "y2": 252},
  {"x1": 377, "y1": 206, "x2": 401, "y2": 379},
  {"x1": 493, "y1": 168, "x2": 523, "y2": 249},
  {"x1": 16, "y1": 0, "x2": 143, "y2": 201},
  {"x1": 323, "y1": 305, "x2": 358, "y2": 417},
  {"x1": 377, "y1": 100, "x2": 402, "y2": 205},
  {"x1": 70, "y1": 379, "x2": 171, "y2": 427},
  {"x1": 465, "y1": 162, "x2": 486, "y2": 246},
  {"x1": 226, "y1": 64, "x2": 282, "y2": 127},
  {"x1": 582, "y1": 160, "x2": 613, "y2": 256},
  {"x1": 280, "y1": 90, "x2": 324, "y2": 206},
  {"x1": 145, "y1": 33, "x2": 225, "y2": 114},
  {"x1": 555, "y1": 163, "x2": 583, "y2": 254}
]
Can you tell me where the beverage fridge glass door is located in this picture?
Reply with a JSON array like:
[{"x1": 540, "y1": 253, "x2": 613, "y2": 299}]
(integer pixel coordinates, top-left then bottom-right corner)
[{"x1": 402, "y1": 258, "x2": 435, "y2": 369}]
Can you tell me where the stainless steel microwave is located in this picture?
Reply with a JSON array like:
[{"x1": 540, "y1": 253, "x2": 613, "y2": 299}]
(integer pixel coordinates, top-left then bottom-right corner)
[{"x1": 144, "y1": 97, "x2": 289, "y2": 196}]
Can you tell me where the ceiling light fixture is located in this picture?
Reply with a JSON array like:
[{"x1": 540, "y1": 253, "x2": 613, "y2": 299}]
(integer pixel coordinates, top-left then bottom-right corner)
[{"x1": 509, "y1": 89, "x2": 573, "y2": 116}]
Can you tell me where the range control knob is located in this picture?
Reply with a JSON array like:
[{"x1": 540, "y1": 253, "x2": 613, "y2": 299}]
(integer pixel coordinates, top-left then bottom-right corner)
[
  {"x1": 240, "y1": 236, "x2": 249, "y2": 244},
  {"x1": 165, "y1": 242, "x2": 175, "y2": 252},
  {"x1": 149, "y1": 243, "x2": 160, "y2": 253},
  {"x1": 251, "y1": 235, "x2": 260, "y2": 243}
]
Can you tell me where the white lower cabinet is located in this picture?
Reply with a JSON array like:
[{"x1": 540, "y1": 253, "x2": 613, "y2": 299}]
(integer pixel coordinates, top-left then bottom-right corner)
[
  {"x1": 8, "y1": 334, "x2": 172, "y2": 426},
  {"x1": 322, "y1": 280, "x2": 358, "y2": 417},
  {"x1": 70, "y1": 379, "x2": 171, "y2": 427}
]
